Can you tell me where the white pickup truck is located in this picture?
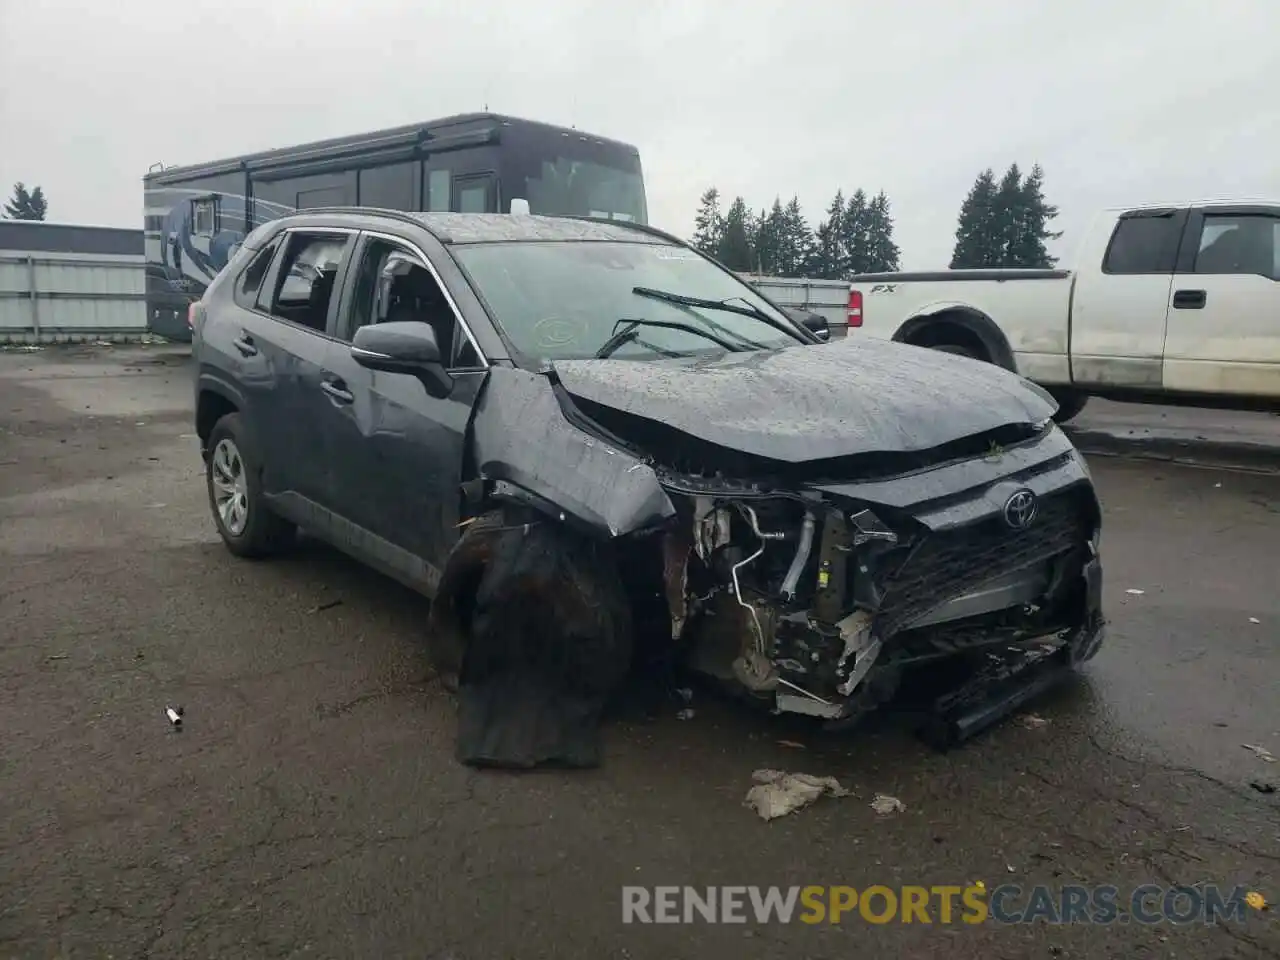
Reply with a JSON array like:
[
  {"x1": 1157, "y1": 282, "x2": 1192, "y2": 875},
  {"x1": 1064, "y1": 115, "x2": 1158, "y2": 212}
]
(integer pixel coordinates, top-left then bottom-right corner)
[{"x1": 847, "y1": 200, "x2": 1280, "y2": 422}]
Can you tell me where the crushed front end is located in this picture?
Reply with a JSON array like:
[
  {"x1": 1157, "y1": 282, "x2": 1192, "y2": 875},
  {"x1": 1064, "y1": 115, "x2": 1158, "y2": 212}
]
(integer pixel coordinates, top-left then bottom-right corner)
[{"x1": 649, "y1": 424, "x2": 1104, "y2": 730}]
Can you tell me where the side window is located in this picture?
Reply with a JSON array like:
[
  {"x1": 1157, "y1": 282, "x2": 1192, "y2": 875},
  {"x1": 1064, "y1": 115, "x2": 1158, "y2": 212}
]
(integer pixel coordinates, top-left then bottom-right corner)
[
  {"x1": 454, "y1": 174, "x2": 494, "y2": 213},
  {"x1": 192, "y1": 196, "x2": 219, "y2": 237},
  {"x1": 1194, "y1": 215, "x2": 1280, "y2": 280},
  {"x1": 341, "y1": 237, "x2": 479, "y2": 367},
  {"x1": 263, "y1": 232, "x2": 351, "y2": 333},
  {"x1": 1102, "y1": 215, "x2": 1179, "y2": 275},
  {"x1": 234, "y1": 239, "x2": 280, "y2": 307},
  {"x1": 426, "y1": 169, "x2": 451, "y2": 211}
]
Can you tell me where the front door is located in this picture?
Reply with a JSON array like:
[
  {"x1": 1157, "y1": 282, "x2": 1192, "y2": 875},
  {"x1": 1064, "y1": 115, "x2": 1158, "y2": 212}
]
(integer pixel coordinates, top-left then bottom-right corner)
[
  {"x1": 320, "y1": 232, "x2": 487, "y2": 586},
  {"x1": 1163, "y1": 207, "x2": 1280, "y2": 398},
  {"x1": 1068, "y1": 208, "x2": 1182, "y2": 389}
]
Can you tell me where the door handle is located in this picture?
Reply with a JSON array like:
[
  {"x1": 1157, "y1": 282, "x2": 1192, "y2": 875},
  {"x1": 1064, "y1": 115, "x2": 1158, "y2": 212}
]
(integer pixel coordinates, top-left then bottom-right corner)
[
  {"x1": 232, "y1": 334, "x2": 258, "y2": 357},
  {"x1": 1172, "y1": 289, "x2": 1206, "y2": 309},
  {"x1": 320, "y1": 380, "x2": 354, "y2": 404}
]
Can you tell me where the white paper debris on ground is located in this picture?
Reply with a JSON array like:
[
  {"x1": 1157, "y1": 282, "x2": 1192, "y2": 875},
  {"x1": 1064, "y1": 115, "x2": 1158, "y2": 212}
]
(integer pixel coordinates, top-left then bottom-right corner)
[
  {"x1": 165, "y1": 705, "x2": 184, "y2": 727},
  {"x1": 1248, "y1": 617, "x2": 1261, "y2": 624},
  {"x1": 745, "y1": 769, "x2": 851, "y2": 821},
  {"x1": 1125, "y1": 589, "x2": 1145, "y2": 596},
  {"x1": 870, "y1": 794, "x2": 906, "y2": 815},
  {"x1": 1019, "y1": 713, "x2": 1049, "y2": 729},
  {"x1": 1242, "y1": 744, "x2": 1276, "y2": 763}
]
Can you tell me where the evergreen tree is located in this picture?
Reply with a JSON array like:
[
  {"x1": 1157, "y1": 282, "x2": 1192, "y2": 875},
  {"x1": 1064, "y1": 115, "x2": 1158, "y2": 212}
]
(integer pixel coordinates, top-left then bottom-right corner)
[
  {"x1": 864, "y1": 191, "x2": 900, "y2": 272},
  {"x1": 1008, "y1": 164, "x2": 1061, "y2": 268},
  {"x1": 950, "y1": 169, "x2": 999, "y2": 268},
  {"x1": 3, "y1": 182, "x2": 48, "y2": 220},
  {"x1": 814, "y1": 189, "x2": 846, "y2": 279},
  {"x1": 691, "y1": 187, "x2": 724, "y2": 256},
  {"x1": 992, "y1": 163, "x2": 1024, "y2": 266},
  {"x1": 753, "y1": 198, "x2": 786, "y2": 274},
  {"x1": 716, "y1": 196, "x2": 755, "y2": 272},
  {"x1": 842, "y1": 189, "x2": 871, "y2": 274},
  {"x1": 776, "y1": 197, "x2": 817, "y2": 276}
]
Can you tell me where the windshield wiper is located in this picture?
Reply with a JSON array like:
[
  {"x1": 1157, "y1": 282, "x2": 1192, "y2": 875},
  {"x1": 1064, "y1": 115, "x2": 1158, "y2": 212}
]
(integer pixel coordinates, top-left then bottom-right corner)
[
  {"x1": 632, "y1": 286, "x2": 803, "y2": 341},
  {"x1": 593, "y1": 318, "x2": 744, "y2": 359}
]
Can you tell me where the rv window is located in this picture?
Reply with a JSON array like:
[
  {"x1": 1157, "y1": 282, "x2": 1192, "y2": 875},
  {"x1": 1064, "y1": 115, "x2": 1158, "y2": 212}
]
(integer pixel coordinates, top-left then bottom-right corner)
[
  {"x1": 266, "y1": 232, "x2": 351, "y2": 333},
  {"x1": 192, "y1": 198, "x2": 219, "y2": 237},
  {"x1": 427, "y1": 169, "x2": 451, "y2": 211}
]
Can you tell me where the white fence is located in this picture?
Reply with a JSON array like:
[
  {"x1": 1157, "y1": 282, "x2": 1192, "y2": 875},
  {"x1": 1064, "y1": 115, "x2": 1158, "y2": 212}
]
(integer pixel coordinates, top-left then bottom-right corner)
[
  {"x1": 0, "y1": 249, "x2": 148, "y2": 344},
  {"x1": 738, "y1": 274, "x2": 851, "y2": 337}
]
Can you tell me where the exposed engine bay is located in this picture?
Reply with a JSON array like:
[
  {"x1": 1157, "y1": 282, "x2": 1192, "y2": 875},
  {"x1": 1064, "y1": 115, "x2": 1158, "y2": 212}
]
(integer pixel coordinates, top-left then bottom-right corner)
[{"x1": 652, "y1": 465, "x2": 1102, "y2": 726}]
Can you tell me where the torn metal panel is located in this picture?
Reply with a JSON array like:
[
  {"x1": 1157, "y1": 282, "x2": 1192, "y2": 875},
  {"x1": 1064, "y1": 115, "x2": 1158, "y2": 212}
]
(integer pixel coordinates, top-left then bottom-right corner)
[
  {"x1": 551, "y1": 335, "x2": 1057, "y2": 464},
  {"x1": 469, "y1": 366, "x2": 675, "y2": 536},
  {"x1": 661, "y1": 527, "x2": 692, "y2": 640}
]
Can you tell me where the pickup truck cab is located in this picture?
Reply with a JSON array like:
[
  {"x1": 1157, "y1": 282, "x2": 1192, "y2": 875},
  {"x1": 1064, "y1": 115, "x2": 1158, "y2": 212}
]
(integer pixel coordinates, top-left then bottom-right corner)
[{"x1": 848, "y1": 200, "x2": 1280, "y2": 421}]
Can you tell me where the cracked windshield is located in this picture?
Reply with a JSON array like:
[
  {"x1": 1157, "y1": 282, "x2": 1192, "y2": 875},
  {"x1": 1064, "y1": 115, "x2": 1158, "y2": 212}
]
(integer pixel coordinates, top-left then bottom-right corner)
[{"x1": 0, "y1": 0, "x2": 1276, "y2": 958}]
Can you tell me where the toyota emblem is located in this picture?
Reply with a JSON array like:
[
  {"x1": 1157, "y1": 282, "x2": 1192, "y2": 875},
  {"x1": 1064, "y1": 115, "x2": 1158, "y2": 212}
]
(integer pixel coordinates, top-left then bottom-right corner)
[{"x1": 1003, "y1": 489, "x2": 1038, "y2": 530}]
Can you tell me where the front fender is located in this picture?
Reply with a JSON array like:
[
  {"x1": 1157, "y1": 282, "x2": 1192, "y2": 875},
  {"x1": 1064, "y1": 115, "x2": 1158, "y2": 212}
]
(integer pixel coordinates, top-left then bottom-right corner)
[{"x1": 468, "y1": 367, "x2": 676, "y2": 538}]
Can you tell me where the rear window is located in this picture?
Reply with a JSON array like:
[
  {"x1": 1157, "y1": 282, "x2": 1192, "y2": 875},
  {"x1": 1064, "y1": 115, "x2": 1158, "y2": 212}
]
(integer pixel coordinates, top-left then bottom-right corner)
[{"x1": 1102, "y1": 215, "x2": 1180, "y2": 274}]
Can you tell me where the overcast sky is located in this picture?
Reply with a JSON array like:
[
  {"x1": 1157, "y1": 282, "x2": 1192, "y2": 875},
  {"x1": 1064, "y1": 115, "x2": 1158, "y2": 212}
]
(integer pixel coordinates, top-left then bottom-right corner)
[{"x1": 1, "y1": 0, "x2": 1276, "y2": 268}]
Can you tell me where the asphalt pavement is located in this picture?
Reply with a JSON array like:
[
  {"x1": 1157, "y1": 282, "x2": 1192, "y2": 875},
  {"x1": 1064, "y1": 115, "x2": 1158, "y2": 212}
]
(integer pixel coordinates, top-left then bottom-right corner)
[{"x1": 1, "y1": 344, "x2": 1277, "y2": 959}]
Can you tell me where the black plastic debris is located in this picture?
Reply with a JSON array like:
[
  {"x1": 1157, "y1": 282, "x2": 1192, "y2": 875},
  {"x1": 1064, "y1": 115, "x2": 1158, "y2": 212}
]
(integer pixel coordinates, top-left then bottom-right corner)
[{"x1": 451, "y1": 514, "x2": 632, "y2": 770}]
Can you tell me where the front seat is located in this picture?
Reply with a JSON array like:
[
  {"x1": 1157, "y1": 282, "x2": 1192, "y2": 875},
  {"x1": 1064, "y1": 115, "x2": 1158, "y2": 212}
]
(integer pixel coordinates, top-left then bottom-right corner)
[
  {"x1": 307, "y1": 268, "x2": 337, "y2": 332},
  {"x1": 383, "y1": 268, "x2": 454, "y2": 360}
]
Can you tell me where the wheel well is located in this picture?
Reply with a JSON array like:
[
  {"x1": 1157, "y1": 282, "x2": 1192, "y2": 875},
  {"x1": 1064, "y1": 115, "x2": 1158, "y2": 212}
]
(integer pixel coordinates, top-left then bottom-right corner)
[
  {"x1": 902, "y1": 318, "x2": 989, "y2": 359},
  {"x1": 196, "y1": 390, "x2": 238, "y2": 451},
  {"x1": 897, "y1": 309, "x2": 1016, "y2": 370}
]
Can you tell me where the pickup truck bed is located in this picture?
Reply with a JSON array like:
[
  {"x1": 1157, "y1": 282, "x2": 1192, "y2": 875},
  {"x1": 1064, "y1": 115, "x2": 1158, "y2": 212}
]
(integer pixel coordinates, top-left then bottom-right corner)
[{"x1": 848, "y1": 202, "x2": 1280, "y2": 420}]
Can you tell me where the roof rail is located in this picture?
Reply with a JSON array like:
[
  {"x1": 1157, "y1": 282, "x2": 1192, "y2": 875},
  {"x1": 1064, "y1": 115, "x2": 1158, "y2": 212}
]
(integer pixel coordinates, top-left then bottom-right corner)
[
  {"x1": 567, "y1": 215, "x2": 690, "y2": 247},
  {"x1": 280, "y1": 205, "x2": 421, "y2": 223}
]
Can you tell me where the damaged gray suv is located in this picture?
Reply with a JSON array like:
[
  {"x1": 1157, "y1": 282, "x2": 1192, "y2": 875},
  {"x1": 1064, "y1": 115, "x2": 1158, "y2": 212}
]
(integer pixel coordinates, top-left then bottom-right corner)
[{"x1": 192, "y1": 208, "x2": 1104, "y2": 768}]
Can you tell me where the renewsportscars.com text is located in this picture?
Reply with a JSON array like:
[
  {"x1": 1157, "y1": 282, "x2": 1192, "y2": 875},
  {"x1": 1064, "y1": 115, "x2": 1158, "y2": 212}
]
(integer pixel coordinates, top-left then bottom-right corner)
[{"x1": 621, "y1": 884, "x2": 1260, "y2": 926}]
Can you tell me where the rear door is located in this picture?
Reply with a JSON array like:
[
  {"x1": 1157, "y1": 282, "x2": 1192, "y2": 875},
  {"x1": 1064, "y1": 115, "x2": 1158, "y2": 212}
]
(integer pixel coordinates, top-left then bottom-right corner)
[
  {"x1": 244, "y1": 227, "x2": 355, "y2": 505},
  {"x1": 320, "y1": 229, "x2": 489, "y2": 588},
  {"x1": 1163, "y1": 206, "x2": 1280, "y2": 398},
  {"x1": 1068, "y1": 208, "x2": 1185, "y2": 389}
]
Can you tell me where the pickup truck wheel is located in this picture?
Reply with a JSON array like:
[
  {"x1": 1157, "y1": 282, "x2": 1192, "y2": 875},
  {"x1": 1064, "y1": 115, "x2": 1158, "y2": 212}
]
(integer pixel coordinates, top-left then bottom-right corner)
[
  {"x1": 206, "y1": 413, "x2": 296, "y2": 558},
  {"x1": 1049, "y1": 390, "x2": 1088, "y2": 424}
]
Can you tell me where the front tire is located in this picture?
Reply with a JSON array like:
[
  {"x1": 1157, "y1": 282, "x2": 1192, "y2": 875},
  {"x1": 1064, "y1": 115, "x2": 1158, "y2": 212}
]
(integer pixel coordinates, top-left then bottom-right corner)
[
  {"x1": 206, "y1": 413, "x2": 295, "y2": 558},
  {"x1": 1049, "y1": 389, "x2": 1089, "y2": 424}
]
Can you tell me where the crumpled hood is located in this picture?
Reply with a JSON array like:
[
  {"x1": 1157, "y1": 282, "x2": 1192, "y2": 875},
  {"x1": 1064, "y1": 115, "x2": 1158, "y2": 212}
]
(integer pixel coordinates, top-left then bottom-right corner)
[{"x1": 551, "y1": 337, "x2": 1057, "y2": 463}]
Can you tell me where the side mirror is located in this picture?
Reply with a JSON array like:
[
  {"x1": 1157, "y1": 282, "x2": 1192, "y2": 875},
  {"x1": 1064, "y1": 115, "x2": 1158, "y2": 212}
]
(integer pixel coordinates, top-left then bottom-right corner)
[
  {"x1": 351, "y1": 321, "x2": 452, "y2": 396},
  {"x1": 785, "y1": 308, "x2": 830, "y2": 342}
]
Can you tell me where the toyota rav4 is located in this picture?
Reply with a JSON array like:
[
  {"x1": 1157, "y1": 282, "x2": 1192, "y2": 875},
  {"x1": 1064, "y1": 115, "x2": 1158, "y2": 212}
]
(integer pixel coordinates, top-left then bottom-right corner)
[{"x1": 191, "y1": 209, "x2": 1105, "y2": 768}]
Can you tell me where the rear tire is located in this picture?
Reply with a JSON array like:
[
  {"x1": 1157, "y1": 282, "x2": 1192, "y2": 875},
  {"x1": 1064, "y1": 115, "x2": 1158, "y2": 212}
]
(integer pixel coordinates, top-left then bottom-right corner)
[{"x1": 206, "y1": 413, "x2": 295, "y2": 558}]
